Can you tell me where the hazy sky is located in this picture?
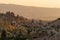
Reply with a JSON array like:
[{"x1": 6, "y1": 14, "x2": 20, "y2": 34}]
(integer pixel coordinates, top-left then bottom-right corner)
[{"x1": 0, "y1": 0, "x2": 60, "y2": 8}]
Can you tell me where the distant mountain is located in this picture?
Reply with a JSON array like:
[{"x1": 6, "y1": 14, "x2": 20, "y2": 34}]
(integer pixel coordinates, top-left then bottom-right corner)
[{"x1": 0, "y1": 4, "x2": 60, "y2": 20}]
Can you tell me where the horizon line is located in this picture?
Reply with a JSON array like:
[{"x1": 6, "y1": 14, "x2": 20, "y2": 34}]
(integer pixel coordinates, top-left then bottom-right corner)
[{"x1": 0, "y1": 3, "x2": 60, "y2": 8}]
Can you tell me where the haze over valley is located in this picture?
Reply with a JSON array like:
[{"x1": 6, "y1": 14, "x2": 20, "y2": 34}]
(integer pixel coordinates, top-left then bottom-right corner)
[{"x1": 0, "y1": 4, "x2": 60, "y2": 21}]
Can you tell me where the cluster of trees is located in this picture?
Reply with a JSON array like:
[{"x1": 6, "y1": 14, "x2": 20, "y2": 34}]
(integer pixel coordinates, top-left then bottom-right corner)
[
  {"x1": 1, "y1": 29, "x2": 27, "y2": 40},
  {"x1": 0, "y1": 11, "x2": 60, "y2": 40}
]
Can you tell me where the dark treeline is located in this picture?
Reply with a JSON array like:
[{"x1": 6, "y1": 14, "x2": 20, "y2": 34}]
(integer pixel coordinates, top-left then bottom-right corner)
[{"x1": 0, "y1": 11, "x2": 60, "y2": 40}]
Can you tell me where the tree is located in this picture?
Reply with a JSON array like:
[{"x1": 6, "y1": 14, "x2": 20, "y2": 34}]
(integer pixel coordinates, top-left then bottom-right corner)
[
  {"x1": 6, "y1": 11, "x2": 11, "y2": 16},
  {"x1": 1, "y1": 30, "x2": 7, "y2": 40},
  {"x1": 10, "y1": 12, "x2": 15, "y2": 17},
  {"x1": 15, "y1": 29, "x2": 27, "y2": 40}
]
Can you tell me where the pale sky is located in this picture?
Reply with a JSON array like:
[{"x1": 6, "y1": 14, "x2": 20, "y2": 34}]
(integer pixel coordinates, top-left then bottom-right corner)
[{"x1": 0, "y1": 0, "x2": 60, "y2": 8}]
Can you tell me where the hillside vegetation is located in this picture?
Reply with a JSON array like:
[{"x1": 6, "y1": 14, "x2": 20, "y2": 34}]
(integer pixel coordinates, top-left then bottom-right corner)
[{"x1": 0, "y1": 11, "x2": 60, "y2": 40}]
